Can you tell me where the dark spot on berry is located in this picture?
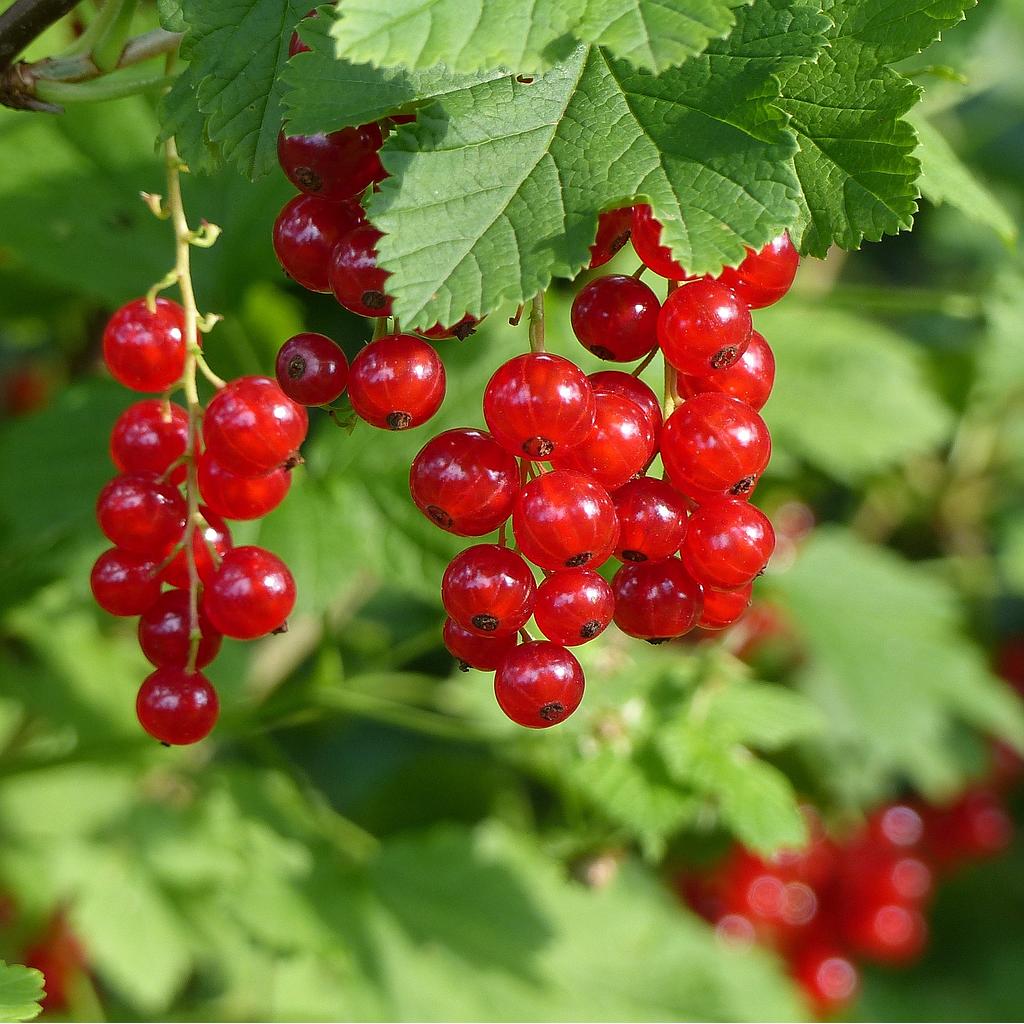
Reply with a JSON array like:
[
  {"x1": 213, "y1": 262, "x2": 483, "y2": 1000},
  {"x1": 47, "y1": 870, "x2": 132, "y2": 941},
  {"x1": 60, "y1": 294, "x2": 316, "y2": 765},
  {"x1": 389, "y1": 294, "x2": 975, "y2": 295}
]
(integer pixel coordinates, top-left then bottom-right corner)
[
  {"x1": 295, "y1": 166, "x2": 322, "y2": 192},
  {"x1": 457, "y1": 660, "x2": 471, "y2": 673},
  {"x1": 580, "y1": 619, "x2": 602, "y2": 639},
  {"x1": 645, "y1": 637, "x2": 668, "y2": 645},
  {"x1": 523, "y1": 436, "x2": 555, "y2": 458},
  {"x1": 565, "y1": 552, "x2": 591, "y2": 568},
  {"x1": 472, "y1": 613, "x2": 499, "y2": 632},
  {"x1": 387, "y1": 411, "x2": 413, "y2": 430},
  {"x1": 622, "y1": 549, "x2": 647, "y2": 562},
  {"x1": 609, "y1": 229, "x2": 630, "y2": 256},
  {"x1": 711, "y1": 345, "x2": 739, "y2": 370},
  {"x1": 426, "y1": 504, "x2": 453, "y2": 528},
  {"x1": 590, "y1": 345, "x2": 615, "y2": 360},
  {"x1": 362, "y1": 289, "x2": 387, "y2": 310},
  {"x1": 730, "y1": 475, "x2": 756, "y2": 495},
  {"x1": 272, "y1": 621, "x2": 289, "y2": 635},
  {"x1": 539, "y1": 700, "x2": 565, "y2": 722},
  {"x1": 283, "y1": 453, "x2": 305, "y2": 471},
  {"x1": 287, "y1": 355, "x2": 306, "y2": 380}
]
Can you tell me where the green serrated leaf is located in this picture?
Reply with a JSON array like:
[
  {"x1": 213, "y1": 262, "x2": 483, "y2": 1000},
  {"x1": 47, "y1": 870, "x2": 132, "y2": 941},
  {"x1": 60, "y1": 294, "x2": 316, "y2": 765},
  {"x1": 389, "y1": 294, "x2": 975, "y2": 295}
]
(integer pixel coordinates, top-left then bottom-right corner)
[
  {"x1": 701, "y1": 680, "x2": 825, "y2": 750},
  {"x1": 0, "y1": 963, "x2": 43, "y2": 1024}
]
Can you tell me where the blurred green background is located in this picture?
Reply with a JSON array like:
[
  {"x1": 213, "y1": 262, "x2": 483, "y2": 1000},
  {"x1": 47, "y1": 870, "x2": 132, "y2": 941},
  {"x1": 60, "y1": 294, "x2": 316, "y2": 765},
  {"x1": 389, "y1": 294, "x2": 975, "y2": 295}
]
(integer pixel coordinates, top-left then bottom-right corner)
[{"x1": 3, "y1": 1, "x2": 1024, "y2": 1021}]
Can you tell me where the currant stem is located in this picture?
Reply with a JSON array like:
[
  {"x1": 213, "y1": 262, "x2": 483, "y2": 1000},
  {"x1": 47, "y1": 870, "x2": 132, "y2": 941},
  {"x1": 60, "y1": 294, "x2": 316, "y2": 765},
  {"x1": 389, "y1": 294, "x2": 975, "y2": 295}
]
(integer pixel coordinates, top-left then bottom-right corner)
[
  {"x1": 528, "y1": 292, "x2": 545, "y2": 353},
  {"x1": 371, "y1": 316, "x2": 389, "y2": 341},
  {"x1": 631, "y1": 347, "x2": 657, "y2": 378}
]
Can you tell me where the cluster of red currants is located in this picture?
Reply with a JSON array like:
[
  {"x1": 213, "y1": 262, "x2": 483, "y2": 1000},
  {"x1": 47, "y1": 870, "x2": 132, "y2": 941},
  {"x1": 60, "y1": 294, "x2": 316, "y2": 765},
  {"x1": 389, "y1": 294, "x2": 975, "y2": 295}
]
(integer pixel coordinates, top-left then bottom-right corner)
[
  {"x1": 90, "y1": 299, "x2": 307, "y2": 745},
  {"x1": 676, "y1": 790, "x2": 1014, "y2": 1015}
]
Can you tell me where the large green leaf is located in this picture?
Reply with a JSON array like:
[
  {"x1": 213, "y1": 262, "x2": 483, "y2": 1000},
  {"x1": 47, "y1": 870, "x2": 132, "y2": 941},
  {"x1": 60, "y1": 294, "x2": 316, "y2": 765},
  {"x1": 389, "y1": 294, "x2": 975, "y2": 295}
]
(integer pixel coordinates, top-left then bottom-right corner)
[{"x1": 0, "y1": 964, "x2": 43, "y2": 1024}]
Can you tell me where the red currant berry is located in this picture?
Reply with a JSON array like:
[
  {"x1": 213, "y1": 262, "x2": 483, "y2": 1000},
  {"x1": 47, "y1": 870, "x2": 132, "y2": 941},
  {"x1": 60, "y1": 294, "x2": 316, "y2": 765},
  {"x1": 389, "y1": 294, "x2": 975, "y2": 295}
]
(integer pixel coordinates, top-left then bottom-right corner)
[
  {"x1": 203, "y1": 546, "x2": 296, "y2": 639},
  {"x1": 681, "y1": 499, "x2": 775, "y2": 590},
  {"x1": 102, "y1": 297, "x2": 186, "y2": 393},
  {"x1": 513, "y1": 470, "x2": 618, "y2": 571},
  {"x1": 657, "y1": 279, "x2": 752, "y2": 375},
  {"x1": 612, "y1": 477, "x2": 688, "y2": 563},
  {"x1": 588, "y1": 370, "x2": 663, "y2": 438},
  {"x1": 409, "y1": 428, "x2": 519, "y2": 535},
  {"x1": 631, "y1": 205, "x2": 695, "y2": 280},
  {"x1": 96, "y1": 473, "x2": 186, "y2": 555},
  {"x1": 680, "y1": 330, "x2": 775, "y2": 412},
  {"x1": 924, "y1": 789, "x2": 1013, "y2": 868},
  {"x1": 109, "y1": 399, "x2": 189, "y2": 484},
  {"x1": 571, "y1": 274, "x2": 660, "y2": 363},
  {"x1": 275, "y1": 332, "x2": 349, "y2": 406},
  {"x1": 161, "y1": 507, "x2": 233, "y2": 589},
  {"x1": 790, "y1": 943, "x2": 859, "y2": 1014},
  {"x1": 533, "y1": 569, "x2": 614, "y2": 646},
  {"x1": 273, "y1": 194, "x2": 366, "y2": 293},
  {"x1": 203, "y1": 376, "x2": 308, "y2": 475},
  {"x1": 138, "y1": 589, "x2": 221, "y2": 670},
  {"x1": 329, "y1": 225, "x2": 394, "y2": 317},
  {"x1": 483, "y1": 353, "x2": 596, "y2": 460},
  {"x1": 868, "y1": 803, "x2": 925, "y2": 850},
  {"x1": 698, "y1": 582, "x2": 752, "y2": 630},
  {"x1": 90, "y1": 548, "x2": 161, "y2": 615},
  {"x1": 589, "y1": 207, "x2": 633, "y2": 269},
  {"x1": 842, "y1": 902, "x2": 927, "y2": 965},
  {"x1": 494, "y1": 641, "x2": 585, "y2": 728},
  {"x1": 197, "y1": 454, "x2": 291, "y2": 521},
  {"x1": 419, "y1": 314, "x2": 481, "y2": 341},
  {"x1": 714, "y1": 232, "x2": 798, "y2": 309},
  {"x1": 348, "y1": 333, "x2": 445, "y2": 430},
  {"x1": 441, "y1": 544, "x2": 536, "y2": 636},
  {"x1": 551, "y1": 389, "x2": 656, "y2": 491},
  {"x1": 661, "y1": 394, "x2": 771, "y2": 499},
  {"x1": 611, "y1": 558, "x2": 702, "y2": 642},
  {"x1": 443, "y1": 617, "x2": 518, "y2": 671},
  {"x1": 136, "y1": 667, "x2": 219, "y2": 745},
  {"x1": 288, "y1": 7, "x2": 317, "y2": 56},
  {"x1": 277, "y1": 123, "x2": 384, "y2": 201}
]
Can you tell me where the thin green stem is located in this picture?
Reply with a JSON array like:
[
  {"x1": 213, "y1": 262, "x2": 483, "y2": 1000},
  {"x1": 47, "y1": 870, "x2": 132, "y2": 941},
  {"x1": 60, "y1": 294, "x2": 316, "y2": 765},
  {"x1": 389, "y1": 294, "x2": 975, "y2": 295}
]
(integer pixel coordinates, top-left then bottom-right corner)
[
  {"x1": 34, "y1": 67, "x2": 174, "y2": 104},
  {"x1": 91, "y1": 0, "x2": 137, "y2": 72},
  {"x1": 528, "y1": 292, "x2": 545, "y2": 353}
]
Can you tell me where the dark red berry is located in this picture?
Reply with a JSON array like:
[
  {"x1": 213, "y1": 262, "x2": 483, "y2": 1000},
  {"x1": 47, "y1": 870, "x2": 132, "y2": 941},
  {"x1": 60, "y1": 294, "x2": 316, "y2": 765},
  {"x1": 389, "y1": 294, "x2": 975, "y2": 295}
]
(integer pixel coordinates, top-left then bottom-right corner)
[
  {"x1": 90, "y1": 548, "x2": 161, "y2": 615},
  {"x1": 791, "y1": 943, "x2": 859, "y2": 1014},
  {"x1": 588, "y1": 370, "x2": 662, "y2": 438},
  {"x1": 197, "y1": 454, "x2": 291, "y2": 521},
  {"x1": 681, "y1": 499, "x2": 775, "y2": 590},
  {"x1": 714, "y1": 233, "x2": 798, "y2": 309},
  {"x1": 348, "y1": 333, "x2": 445, "y2": 430},
  {"x1": 657, "y1": 279, "x2": 752, "y2": 376},
  {"x1": 483, "y1": 353, "x2": 596, "y2": 460},
  {"x1": 273, "y1": 194, "x2": 366, "y2": 293},
  {"x1": 103, "y1": 297, "x2": 186, "y2": 393},
  {"x1": 533, "y1": 569, "x2": 614, "y2": 646},
  {"x1": 680, "y1": 330, "x2": 775, "y2": 412},
  {"x1": 275, "y1": 332, "x2": 349, "y2": 406},
  {"x1": 611, "y1": 558, "x2": 702, "y2": 642},
  {"x1": 841, "y1": 902, "x2": 927, "y2": 965},
  {"x1": 494, "y1": 641, "x2": 585, "y2": 728},
  {"x1": 512, "y1": 470, "x2": 618, "y2": 571},
  {"x1": 612, "y1": 477, "x2": 688, "y2": 563},
  {"x1": 419, "y1": 314, "x2": 481, "y2": 341},
  {"x1": 661, "y1": 394, "x2": 771, "y2": 499},
  {"x1": 571, "y1": 274, "x2": 660, "y2": 363},
  {"x1": 138, "y1": 589, "x2": 221, "y2": 669},
  {"x1": 203, "y1": 546, "x2": 296, "y2": 639},
  {"x1": 923, "y1": 789, "x2": 1013, "y2": 868},
  {"x1": 443, "y1": 617, "x2": 517, "y2": 671},
  {"x1": 110, "y1": 399, "x2": 189, "y2": 484},
  {"x1": 277, "y1": 123, "x2": 384, "y2": 201},
  {"x1": 441, "y1": 544, "x2": 536, "y2": 636},
  {"x1": 551, "y1": 389, "x2": 656, "y2": 491},
  {"x1": 329, "y1": 225, "x2": 394, "y2": 317},
  {"x1": 288, "y1": 7, "x2": 318, "y2": 56},
  {"x1": 409, "y1": 428, "x2": 519, "y2": 535},
  {"x1": 589, "y1": 207, "x2": 633, "y2": 269},
  {"x1": 631, "y1": 205, "x2": 695, "y2": 280},
  {"x1": 161, "y1": 507, "x2": 232, "y2": 589},
  {"x1": 96, "y1": 473, "x2": 186, "y2": 555},
  {"x1": 698, "y1": 583, "x2": 752, "y2": 630},
  {"x1": 136, "y1": 667, "x2": 219, "y2": 745},
  {"x1": 203, "y1": 376, "x2": 308, "y2": 475}
]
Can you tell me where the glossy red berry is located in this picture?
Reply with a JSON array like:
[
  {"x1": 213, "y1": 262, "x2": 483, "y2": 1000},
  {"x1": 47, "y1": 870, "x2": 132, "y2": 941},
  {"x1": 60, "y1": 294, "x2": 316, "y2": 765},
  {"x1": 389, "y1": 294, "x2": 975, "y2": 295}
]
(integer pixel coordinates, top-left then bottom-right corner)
[
  {"x1": 102, "y1": 297, "x2": 186, "y2": 393},
  {"x1": 791, "y1": 943, "x2": 859, "y2": 1014},
  {"x1": 494, "y1": 641, "x2": 585, "y2": 728},
  {"x1": 533, "y1": 569, "x2": 614, "y2": 646},
  {"x1": 631, "y1": 205, "x2": 694, "y2": 280},
  {"x1": 589, "y1": 207, "x2": 633, "y2": 269},
  {"x1": 681, "y1": 499, "x2": 775, "y2": 590},
  {"x1": 611, "y1": 558, "x2": 702, "y2": 642},
  {"x1": 348, "y1": 333, "x2": 446, "y2": 430},
  {"x1": 443, "y1": 617, "x2": 517, "y2": 672},
  {"x1": 612, "y1": 477, "x2": 688, "y2": 563},
  {"x1": 588, "y1": 370, "x2": 662, "y2": 438},
  {"x1": 680, "y1": 330, "x2": 775, "y2": 412},
  {"x1": 571, "y1": 274, "x2": 660, "y2": 363},
  {"x1": 136, "y1": 667, "x2": 219, "y2": 745},
  {"x1": 409, "y1": 428, "x2": 519, "y2": 535},
  {"x1": 551, "y1": 389, "x2": 656, "y2": 491},
  {"x1": 420, "y1": 314, "x2": 481, "y2": 341},
  {"x1": 96, "y1": 473, "x2": 186, "y2": 554},
  {"x1": 138, "y1": 589, "x2": 221, "y2": 670},
  {"x1": 275, "y1": 332, "x2": 349, "y2": 406},
  {"x1": 277, "y1": 123, "x2": 384, "y2": 201},
  {"x1": 513, "y1": 470, "x2": 619, "y2": 571},
  {"x1": 203, "y1": 376, "x2": 308, "y2": 475},
  {"x1": 657, "y1": 279, "x2": 752, "y2": 376},
  {"x1": 924, "y1": 789, "x2": 1013, "y2": 868},
  {"x1": 203, "y1": 546, "x2": 296, "y2": 639},
  {"x1": 90, "y1": 548, "x2": 162, "y2": 615},
  {"x1": 441, "y1": 544, "x2": 536, "y2": 636},
  {"x1": 197, "y1": 454, "x2": 291, "y2": 521},
  {"x1": 698, "y1": 583, "x2": 753, "y2": 630},
  {"x1": 842, "y1": 902, "x2": 927, "y2": 965},
  {"x1": 714, "y1": 233, "x2": 798, "y2": 309},
  {"x1": 109, "y1": 399, "x2": 189, "y2": 484},
  {"x1": 483, "y1": 353, "x2": 596, "y2": 460},
  {"x1": 662, "y1": 394, "x2": 771, "y2": 499},
  {"x1": 329, "y1": 225, "x2": 394, "y2": 317},
  {"x1": 161, "y1": 507, "x2": 232, "y2": 589},
  {"x1": 273, "y1": 194, "x2": 366, "y2": 293}
]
